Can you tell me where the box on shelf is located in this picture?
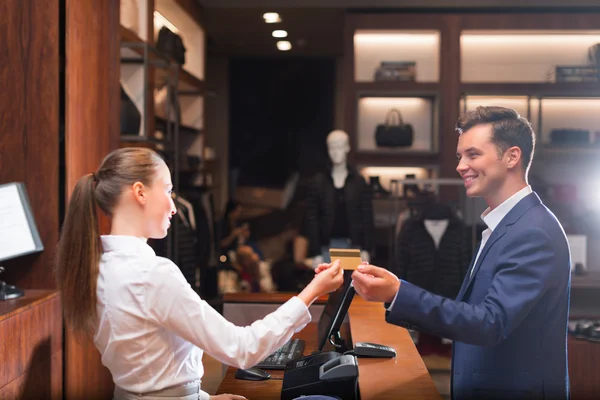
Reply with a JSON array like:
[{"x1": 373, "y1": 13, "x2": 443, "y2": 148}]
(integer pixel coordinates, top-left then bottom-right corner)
[
  {"x1": 374, "y1": 61, "x2": 416, "y2": 81},
  {"x1": 555, "y1": 65, "x2": 599, "y2": 82}
]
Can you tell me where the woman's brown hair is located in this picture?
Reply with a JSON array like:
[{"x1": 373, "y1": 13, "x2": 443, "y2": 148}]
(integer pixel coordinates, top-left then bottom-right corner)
[{"x1": 56, "y1": 147, "x2": 165, "y2": 335}]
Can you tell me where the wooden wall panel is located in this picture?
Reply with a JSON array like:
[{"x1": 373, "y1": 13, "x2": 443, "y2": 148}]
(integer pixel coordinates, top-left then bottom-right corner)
[
  {"x1": 65, "y1": 0, "x2": 120, "y2": 399},
  {"x1": 65, "y1": 0, "x2": 120, "y2": 194},
  {"x1": 0, "y1": 0, "x2": 59, "y2": 289}
]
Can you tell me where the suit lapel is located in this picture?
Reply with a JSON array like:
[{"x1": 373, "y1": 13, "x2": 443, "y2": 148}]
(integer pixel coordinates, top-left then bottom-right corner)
[{"x1": 455, "y1": 241, "x2": 480, "y2": 301}]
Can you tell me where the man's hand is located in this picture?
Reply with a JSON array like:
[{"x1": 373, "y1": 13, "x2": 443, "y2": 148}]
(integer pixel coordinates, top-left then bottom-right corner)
[
  {"x1": 210, "y1": 394, "x2": 247, "y2": 400},
  {"x1": 351, "y1": 263, "x2": 401, "y2": 303}
]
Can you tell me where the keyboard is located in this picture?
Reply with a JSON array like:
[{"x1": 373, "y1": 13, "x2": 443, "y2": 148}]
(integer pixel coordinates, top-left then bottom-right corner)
[{"x1": 255, "y1": 338, "x2": 306, "y2": 370}]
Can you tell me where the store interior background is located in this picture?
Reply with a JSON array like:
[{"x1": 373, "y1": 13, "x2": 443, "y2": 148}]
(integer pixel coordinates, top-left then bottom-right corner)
[{"x1": 3, "y1": 0, "x2": 600, "y2": 399}]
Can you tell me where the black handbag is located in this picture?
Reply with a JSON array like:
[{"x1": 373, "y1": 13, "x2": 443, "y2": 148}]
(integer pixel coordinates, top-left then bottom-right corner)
[
  {"x1": 120, "y1": 84, "x2": 141, "y2": 135},
  {"x1": 156, "y1": 27, "x2": 186, "y2": 65},
  {"x1": 375, "y1": 109, "x2": 414, "y2": 147}
]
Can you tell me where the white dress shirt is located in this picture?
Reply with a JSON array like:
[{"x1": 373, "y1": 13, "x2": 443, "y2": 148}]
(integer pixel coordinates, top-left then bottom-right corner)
[
  {"x1": 469, "y1": 185, "x2": 532, "y2": 278},
  {"x1": 94, "y1": 235, "x2": 311, "y2": 397}
]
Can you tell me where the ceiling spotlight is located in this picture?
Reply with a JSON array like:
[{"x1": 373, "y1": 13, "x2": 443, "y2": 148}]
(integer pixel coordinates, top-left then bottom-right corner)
[
  {"x1": 277, "y1": 41, "x2": 292, "y2": 51},
  {"x1": 272, "y1": 30, "x2": 288, "y2": 38},
  {"x1": 263, "y1": 12, "x2": 281, "y2": 23}
]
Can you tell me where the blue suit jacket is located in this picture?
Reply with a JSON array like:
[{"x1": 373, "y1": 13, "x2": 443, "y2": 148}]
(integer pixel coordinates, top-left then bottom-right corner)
[{"x1": 386, "y1": 192, "x2": 571, "y2": 400}]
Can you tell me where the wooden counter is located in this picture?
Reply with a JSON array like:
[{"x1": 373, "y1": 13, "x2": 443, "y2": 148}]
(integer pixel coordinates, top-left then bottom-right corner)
[
  {"x1": 223, "y1": 292, "x2": 328, "y2": 304},
  {"x1": 216, "y1": 296, "x2": 441, "y2": 400},
  {"x1": 0, "y1": 290, "x2": 62, "y2": 400}
]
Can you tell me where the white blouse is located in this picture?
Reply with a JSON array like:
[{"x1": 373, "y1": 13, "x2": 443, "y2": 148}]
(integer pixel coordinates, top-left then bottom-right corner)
[{"x1": 94, "y1": 235, "x2": 311, "y2": 397}]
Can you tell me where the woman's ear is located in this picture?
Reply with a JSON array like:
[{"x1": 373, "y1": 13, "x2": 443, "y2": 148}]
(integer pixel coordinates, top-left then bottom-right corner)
[{"x1": 132, "y1": 182, "x2": 146, "y2": 205}]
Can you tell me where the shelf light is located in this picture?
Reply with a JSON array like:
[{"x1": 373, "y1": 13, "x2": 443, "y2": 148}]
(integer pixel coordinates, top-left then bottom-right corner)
[
  {"x1": 360, "y1": 97, "x2": 428, "y2": 107},
  {"x1": 154, "y1": 11, "x2": 178, "y2": 33},
  {"x1": 354, "y1": 33, "x2": 439, "y2": 45},
  {"x1": 272, "y1": 30, "x2": 288, "y2": 38},
  {"x1": 263, "y1": 12, "x2": 281, "y2": 23},
  {"x1": 277, "y1": 41, "x2": 292, "y2": 51},
  {"x1": 461, "y1": 34, "x2": 600, "y2": 45}
]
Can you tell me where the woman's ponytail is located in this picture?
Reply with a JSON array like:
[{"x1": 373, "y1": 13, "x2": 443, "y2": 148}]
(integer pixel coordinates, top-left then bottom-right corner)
[{"x1": 56, "y1": 173, "x2": 101, "y2": 335}]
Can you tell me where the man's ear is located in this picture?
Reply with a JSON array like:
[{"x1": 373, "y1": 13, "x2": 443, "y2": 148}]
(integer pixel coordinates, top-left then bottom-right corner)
[
  {"x1": 505, "y1": 146, "x2": 522, "y2": 170},
  {"x1": 132, "y1": 181, "x2": 146, "y2": 205}
]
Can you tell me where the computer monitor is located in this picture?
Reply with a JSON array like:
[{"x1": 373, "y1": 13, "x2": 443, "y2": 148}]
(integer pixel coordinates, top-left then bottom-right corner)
[
  {"x1": 0, "y1": 182, "x2": 44, "y2": 262},
  {"x1": 317, "y1": 270, "x2": 356, "y2": 352},
  {"x1": 0, "y1": 182, "x2": 43, "y2": 300}
]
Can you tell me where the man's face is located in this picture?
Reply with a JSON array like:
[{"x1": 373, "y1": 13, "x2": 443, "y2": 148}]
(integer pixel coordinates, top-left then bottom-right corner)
[{"x1": 456, "y1": 124, "x2": 509, "y2": 200}]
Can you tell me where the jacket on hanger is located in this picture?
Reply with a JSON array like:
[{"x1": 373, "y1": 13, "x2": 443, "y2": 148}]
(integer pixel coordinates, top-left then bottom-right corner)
[
  {"x1": 173, "y1": 195, "x2": 201, "y2": 289},
  {"x1": 392, "y1": 204, "x2": 471, "y2": 299},
  {"x1": 304, "y1": 165, "x2": 374, "y2": 256}
]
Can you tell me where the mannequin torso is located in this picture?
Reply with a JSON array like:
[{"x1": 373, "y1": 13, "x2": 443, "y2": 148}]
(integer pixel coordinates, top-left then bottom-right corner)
[
  {"x1": 331, "y1": 164, "x2": 348, "y2": 189},
  {"x1": 302, "y1": 130, "x2": 372, "y2": 267}
]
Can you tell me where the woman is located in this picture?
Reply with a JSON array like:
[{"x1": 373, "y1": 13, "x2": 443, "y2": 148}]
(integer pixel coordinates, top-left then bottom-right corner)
[{"x1": 55, "y1": 148, "x2": 343, "y2": 400}]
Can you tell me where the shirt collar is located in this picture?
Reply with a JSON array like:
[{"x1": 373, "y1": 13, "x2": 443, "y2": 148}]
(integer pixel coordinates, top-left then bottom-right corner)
[
  {"x1": 481, "y1": 185, "x2": 533, "y2": 232},
  {"x1": 101, "y1": 235, "x2": 156, "y2": 258}
]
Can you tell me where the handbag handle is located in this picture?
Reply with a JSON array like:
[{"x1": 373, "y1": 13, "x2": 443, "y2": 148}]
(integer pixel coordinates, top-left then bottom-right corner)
[{"x1": 385, "y1": 108, "x2": 404, "y2": 127}]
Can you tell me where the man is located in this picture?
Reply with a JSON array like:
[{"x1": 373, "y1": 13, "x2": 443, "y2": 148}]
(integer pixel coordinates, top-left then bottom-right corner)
[{"x1": 318, "y1": 106, "x2": 571, "y2": 399}]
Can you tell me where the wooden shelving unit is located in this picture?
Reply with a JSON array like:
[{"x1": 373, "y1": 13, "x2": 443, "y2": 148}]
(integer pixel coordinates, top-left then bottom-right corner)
[{"x1": 345, "y1": 13, "x2": 600, "y2": 400}]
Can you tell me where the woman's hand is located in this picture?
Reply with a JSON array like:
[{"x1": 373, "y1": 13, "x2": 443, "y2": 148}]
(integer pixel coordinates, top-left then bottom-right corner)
[
  {"x1": 210, "y1": 394, "x2": 247, "y2": 400},
  {"x1": 297, "y1": 260, "x2": 344, "y2": 306}
]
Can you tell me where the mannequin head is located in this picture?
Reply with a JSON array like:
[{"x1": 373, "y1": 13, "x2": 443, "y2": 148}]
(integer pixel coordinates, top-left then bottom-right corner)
[{"x1": 326, "y1": 130, "x2": 350, "y2": 166}]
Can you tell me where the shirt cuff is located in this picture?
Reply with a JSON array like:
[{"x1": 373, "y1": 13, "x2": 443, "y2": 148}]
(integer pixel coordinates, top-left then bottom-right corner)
[
  {"x1": 199, "y1": 389, "x2": 210, "y2": 400},
  {"x1": 283, "y1": 296, "x2": 312, "y2": 332},
  {"x1": 386, "y1": 279, "x2": 403, "y2": 312}
]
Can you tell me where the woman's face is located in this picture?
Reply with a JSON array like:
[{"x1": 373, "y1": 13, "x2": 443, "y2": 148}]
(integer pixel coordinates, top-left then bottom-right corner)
[{"x1": 143, "y1": 163, "x2": 177, "y2": 239}]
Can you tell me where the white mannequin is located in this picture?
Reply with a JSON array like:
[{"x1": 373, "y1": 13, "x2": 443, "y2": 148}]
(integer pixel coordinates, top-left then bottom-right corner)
[
  {"x1": 327, "y1": 130, "x2": 350, "y2": 189},
  {"x1": 304, "y1": 130, "x2": 370, "y2": 268}
]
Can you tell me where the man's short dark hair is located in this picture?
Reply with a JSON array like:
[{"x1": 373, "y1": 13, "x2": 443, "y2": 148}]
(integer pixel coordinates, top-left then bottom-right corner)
[{"x1": 456, "y1": 106, "x2": 536, "y2": 176}]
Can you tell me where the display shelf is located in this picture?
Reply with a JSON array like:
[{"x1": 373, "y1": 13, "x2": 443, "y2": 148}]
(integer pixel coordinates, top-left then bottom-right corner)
[
  {"x1": 461, "y1": 30, "x2": 600, "y2": 83},
  {"x1": 354, "y1": 151, "x2": 439, "y2": 167},
  {"x1": 354, "y1": 82, "x2": 440, "y2": 93},
  {"x1": 537, "y1": 98, "x2": 600, "y2": 146},
  {"x1": 461, "y1": 83, "x2": 600, "y2": 97},
  {"x1": 538, "y1": 146, "x2": 600, "y2": 156},
  {"x1": 154, "y1": 0, "x2": 205, "y2": 81},
  {"x1": 120, "y1": 0, "x2": 147, "y2": 42},
  {"x1": 572, "y1": 271, "x2": 600, "y2": 289},
  {"x1": 354, "y1": 30, "x2": 440, "y2": 83},
  {"x1": 120, "y1": 25, "x2": 144, "y2": 47},
  {"x1": 356, "y1": 96, "x2": 438, "y2": 153},
  {"x1": 155, "y1": 66, "x2": 205, "y2": 92},
  {"x1": 460, "y1": 95, "x2": 532, "y2": 116},
  {"x1": 155, "y1": 116, "x2": 202, "y2": 136},
  {"x1": 358, "y1": 166, "x2": 437, "y2": 192}
]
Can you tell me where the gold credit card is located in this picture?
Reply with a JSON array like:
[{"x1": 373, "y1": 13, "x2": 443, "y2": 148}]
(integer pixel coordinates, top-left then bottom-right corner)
[{"x1": 329, "y1": 248, "x2": 362, "y2": 271}]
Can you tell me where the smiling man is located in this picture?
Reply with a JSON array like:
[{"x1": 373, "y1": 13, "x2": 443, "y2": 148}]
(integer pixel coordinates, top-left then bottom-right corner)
[{"x1": 317, "y1": 106, "x2": 571, "y2": 400}]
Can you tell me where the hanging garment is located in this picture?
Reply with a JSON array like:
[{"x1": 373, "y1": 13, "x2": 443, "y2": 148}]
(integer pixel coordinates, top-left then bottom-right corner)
[{"x1": 392, "y1": 207, "x2": 471, "y2": 299}]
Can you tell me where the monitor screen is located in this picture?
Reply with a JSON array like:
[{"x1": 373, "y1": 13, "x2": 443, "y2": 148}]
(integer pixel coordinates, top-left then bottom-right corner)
[
  {"x1": 0, "y1": 182, "x2": 44, "y2": 262},
  {"x1": 317, "y1": 270, "x2": 356, "y2": 352}
]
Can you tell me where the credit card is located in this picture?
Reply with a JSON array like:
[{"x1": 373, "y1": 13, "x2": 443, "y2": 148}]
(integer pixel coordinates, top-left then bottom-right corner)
[{"x1": 329, "y1": 248, "x2": 362, "y2": 271}]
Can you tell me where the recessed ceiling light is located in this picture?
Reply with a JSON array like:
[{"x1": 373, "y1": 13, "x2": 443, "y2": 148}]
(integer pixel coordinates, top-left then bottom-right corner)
[
  {"x1": 277, "y1": 41, "x2": 292, "y2": 51},
  {"x1": 263, "y1": 12, "x2": 281, "y2": 23},
  {"x1": 272, "y1": 30, "x2": 288, "y2": 38}
]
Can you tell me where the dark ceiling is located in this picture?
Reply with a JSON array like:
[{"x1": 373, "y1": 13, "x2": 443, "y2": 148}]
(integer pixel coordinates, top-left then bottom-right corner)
[
  {"x1": 197, "y1": 0, "x2": 600, "y2": 56},
  {"x1": 200, "y1": 8, "x2": 345, "y2": 57}
]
